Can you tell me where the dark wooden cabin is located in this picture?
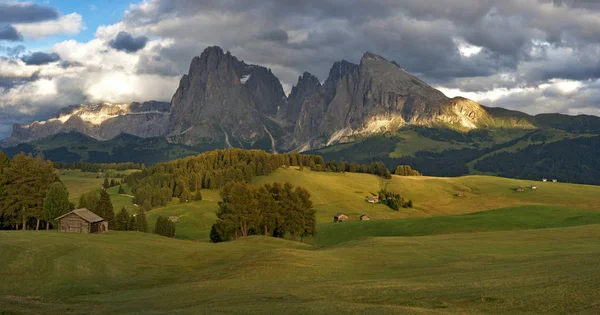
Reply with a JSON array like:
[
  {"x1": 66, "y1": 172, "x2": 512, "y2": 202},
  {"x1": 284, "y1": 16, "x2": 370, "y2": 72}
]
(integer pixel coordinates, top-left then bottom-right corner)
[{"x1": 55, "y1": 208, "x2": 108, "y2": 233}]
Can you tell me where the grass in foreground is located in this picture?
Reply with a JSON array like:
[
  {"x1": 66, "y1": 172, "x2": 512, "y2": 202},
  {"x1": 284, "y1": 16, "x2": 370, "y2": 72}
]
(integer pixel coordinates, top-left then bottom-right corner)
[{"x1": 1, "y1": 225, "x2": 600, "y2": 314}]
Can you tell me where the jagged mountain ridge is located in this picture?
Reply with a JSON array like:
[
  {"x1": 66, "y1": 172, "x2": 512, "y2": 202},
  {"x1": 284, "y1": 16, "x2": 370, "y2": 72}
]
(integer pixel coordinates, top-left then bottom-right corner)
[
  {"x1": 3, "y1": 46, "x2": 599, "y2": 152},
  {"x1": 2, "y1": 101, "x2": 171, "y2": 147}
]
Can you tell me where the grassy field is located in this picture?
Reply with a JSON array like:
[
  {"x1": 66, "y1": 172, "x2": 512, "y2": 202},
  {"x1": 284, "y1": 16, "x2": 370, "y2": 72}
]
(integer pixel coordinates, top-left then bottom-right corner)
[
  {"x1": 59, "y1": 170, "x2": 104, "y2": 200},
  {"x1": 3, "y1": 168, "x2": 599, "y2": 313},
  {"x1": 60, "y1": 167, "x2": 600, "y2": 240},
  {"x1": 315, "y1": 205, "x2": 600, "y2": 246},
  {"x1": 1, "y1": 224, "x2": 600, "y2": 314}
]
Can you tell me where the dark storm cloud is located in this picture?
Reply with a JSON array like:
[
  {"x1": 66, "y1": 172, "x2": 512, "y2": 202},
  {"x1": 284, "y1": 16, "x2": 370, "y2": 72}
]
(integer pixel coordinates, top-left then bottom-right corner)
[
  {"x1": 0, "y1": 71, "x2": 40, "y2": 90},
  {"x1": 0, "y1": 25, "x2": 23, "y2": 41},
  {"x1": 258, "y1": 29, "x2": 289, "y2": 43},
  {"x1": 21, "y1": 52, "x2": 61, "y2": 65},
  {"x1": 109, "y1": 31, "x2": 148, "y2": 53},
  {"x1": 0, "y1": 45, "x2": 26, "y2": 57},
  {"x1": 0, "y1": 3, "x2": 59, "y2": 23}
]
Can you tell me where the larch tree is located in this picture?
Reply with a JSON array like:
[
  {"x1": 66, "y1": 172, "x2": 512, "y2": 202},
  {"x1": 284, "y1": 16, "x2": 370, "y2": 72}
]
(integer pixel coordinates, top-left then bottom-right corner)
[
  {"x1": 43, "y1": 182, "x2": 72, "y2": 230},
  {"x1": 2, "y1": 153, "x2": 58, "y2": 230}
]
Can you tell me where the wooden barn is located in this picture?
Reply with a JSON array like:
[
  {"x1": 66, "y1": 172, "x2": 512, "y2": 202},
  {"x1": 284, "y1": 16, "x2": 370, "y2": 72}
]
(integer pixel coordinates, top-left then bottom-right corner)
[
  {"x1": 333, "y1": 212, "x2": 349, "y2": 222},
  {"x1": 360, "y1": 214, "x2": 370, "y2": 221},
  {"x1": 515, "y1": 186, "x2": 525, "y2": 192},
  {"x1": 55, "y1": 208, "x2": 108, "y2": 233}
]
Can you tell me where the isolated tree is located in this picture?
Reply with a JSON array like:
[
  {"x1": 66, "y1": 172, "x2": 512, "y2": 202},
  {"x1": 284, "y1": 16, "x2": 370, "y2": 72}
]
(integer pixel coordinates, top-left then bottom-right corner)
[
  {"x1": 209, "y1": 224, "x2": 223, "y2": 243},
  {"x1": 114, "y1": 207, "x2": 130, "y2": 231},
  {"x1": 43, "y1": 182, "x2": 71, "y2": 230},
  {"x1": 96, "y1": 189, "x2": 115, "y2": 223},
  {"x1": 118, "y1": 185, "x2": 125, "y2": 194},
  {"x1": 103, "y1": 177, "x2": 110, "y2": 189}
]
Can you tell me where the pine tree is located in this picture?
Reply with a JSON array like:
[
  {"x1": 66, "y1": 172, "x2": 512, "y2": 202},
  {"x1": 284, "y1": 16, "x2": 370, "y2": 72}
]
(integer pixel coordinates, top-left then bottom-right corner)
[
  {"x1": 43, "y1": 182, "x2": 71, "y2": 230},
  {"x1": 135, "y1": 209, "x2": 148, "y2": 232},
  {"x1": 127, "y1": 215, "x2": 136, "y2": 231},
  {"x1": 154, "y1": 216, "x2": 175, "y2": 237},
  {"x1": 114, "y1": 207, "x2": 130, "y2": 230},
  {"x1": 194, "y1": 190, "x2": 203, "y2": 201},
  {"x1": 209, "y1": 224, "x2": 223, "y2": 243},
  {"x1": 103, "y1": 178, "x2": 110, "y2": 189},
  {"x1": 118, "y1": 185, "x2": 125, "y2": 194},
  {"x1": 96, "y1": 189, "x2": 115, "y2": 223}
]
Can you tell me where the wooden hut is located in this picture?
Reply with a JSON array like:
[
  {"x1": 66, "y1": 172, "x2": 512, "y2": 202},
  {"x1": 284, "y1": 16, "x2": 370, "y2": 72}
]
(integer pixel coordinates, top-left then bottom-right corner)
[
  {"x1": 168, "y1": 216, "x2": 180, "y2": 222},
  {"x1": 55, "y1": 208, "x2": 107, "y2": 233},
  {"x1": 360, "y1": 214, "x2": 370, "y2": 221},
  {"x1": 333, "y1": 212, "x2": 349, "y2": 222},
  {"x1": 366, "y1": 196, "x2": 379, "y2": 203},
  {"x1": 515, "y1": 186, "x2": 525, "y2": 192}
]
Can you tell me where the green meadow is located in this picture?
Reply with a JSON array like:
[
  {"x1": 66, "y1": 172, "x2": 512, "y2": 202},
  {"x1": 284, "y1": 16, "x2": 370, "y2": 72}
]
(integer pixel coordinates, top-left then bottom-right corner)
[{"x1": 1, "y1": 167, "x2": 599, "y2": 313}]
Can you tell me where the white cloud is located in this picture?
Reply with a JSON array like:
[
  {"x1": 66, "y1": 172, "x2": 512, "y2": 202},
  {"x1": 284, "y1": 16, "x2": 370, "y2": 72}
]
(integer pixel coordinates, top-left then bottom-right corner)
[{"x1": 13, "y1": 13, "x2": 85, "y2": 39}]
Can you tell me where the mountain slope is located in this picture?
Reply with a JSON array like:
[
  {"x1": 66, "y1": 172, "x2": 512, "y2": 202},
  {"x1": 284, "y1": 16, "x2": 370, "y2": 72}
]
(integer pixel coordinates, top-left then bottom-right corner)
[
  {"x1": 1, "y1": 101, "x2": 171, "y2": 147},
  {"x1": 3, "y1": 45, "x2": 600, "y2": 182},
  {"x1": 165, "y1": 46, "x2": 287, "y2": 151}
]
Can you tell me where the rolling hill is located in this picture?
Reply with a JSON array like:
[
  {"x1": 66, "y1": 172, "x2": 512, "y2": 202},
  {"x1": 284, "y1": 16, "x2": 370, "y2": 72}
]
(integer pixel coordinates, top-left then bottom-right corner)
[
  {"x1": 1, "y1": 224, "x2": 599, "y2": 314},
  {"x1": 60, "y1": 167, "x2": 600, "y2": 241}
]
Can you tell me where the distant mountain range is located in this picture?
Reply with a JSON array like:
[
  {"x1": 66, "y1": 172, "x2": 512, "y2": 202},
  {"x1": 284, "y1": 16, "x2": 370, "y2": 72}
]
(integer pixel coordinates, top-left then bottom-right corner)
[{"x1": 2, "y1": 46, "x2": 600, "y2": 184}]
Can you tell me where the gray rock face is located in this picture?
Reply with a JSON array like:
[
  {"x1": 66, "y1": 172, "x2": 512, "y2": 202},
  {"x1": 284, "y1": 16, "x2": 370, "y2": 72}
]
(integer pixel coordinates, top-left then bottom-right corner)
[
  {"x1": 2, "y1": 101, "x2": 171, "y2": 147},
  {"x1": 289, "y1": 52, "x2": 495, "y2": 149},
  {"x1": 166, "y1": 46, "x2": 287, "y2": 150},
  {"x1": 3, "y1": 46, "x2": 539, "y2": 151}
]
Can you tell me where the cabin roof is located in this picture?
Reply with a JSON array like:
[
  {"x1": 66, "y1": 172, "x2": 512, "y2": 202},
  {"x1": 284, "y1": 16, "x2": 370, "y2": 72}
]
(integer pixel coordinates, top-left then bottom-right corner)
[
  {"x1": 55, "y1": 208, "x2": 104, "y2": 223},
  {"x1": 334, "y1": 212, "x2": 347, "y2": 217}
]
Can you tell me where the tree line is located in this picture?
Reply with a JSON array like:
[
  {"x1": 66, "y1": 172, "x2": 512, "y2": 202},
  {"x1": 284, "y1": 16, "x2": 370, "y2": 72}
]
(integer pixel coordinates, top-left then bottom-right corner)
[
  {"x1": 125, "y1": 149, "x2": 328, "y2": 210},
  {"x1": 211, "y1": 181, "x2": 315, "y2": 242},
  {"x1": 311, "y1": 160, "x2": 393, "y2": 179},
  {"x1": 53, "y1": 161, "x2": 144, "y2": 172}
]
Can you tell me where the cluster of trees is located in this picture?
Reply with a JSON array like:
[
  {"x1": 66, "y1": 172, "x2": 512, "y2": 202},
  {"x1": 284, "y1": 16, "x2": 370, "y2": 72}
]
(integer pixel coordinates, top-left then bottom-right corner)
[
  {"x1": 311, "y1": 161, "x2": 392, "y2": 179},
  {"x1": 79, "y1": 189, "x2": 115, "y2": 223},
  {"x1": 113, "y1": 205, "x2": 149, "y2": 232},
  {"x1": 0, "y1": 152, "x2": 72, "y2": 230},
  {"x1": 126, "y1": 149, "x2": 327, "y2": 209},
  {"x1": 53, "y1": 161, "x2": 143, "y2": 172},
  {"x1": 394, "y1": 165, "x2": 422, "y2": 176},
  {"x1": 211, "y1": 181, "x2": 315, "y2": 242},
  {"x1": 103, "y1": 177, "x2": 123, "y2": 189},
  {"x1": 378, "y1": 189, "x2": 413, "y2": 210},
  {"x1": 154, "y1": 216, "x2": 176, "y2": 237}
]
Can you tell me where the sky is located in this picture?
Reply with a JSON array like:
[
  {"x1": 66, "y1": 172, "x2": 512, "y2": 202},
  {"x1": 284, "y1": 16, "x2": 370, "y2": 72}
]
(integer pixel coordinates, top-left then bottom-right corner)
[{"x1": 1, "y1": 0, "x2": 600, "y2": 139}]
